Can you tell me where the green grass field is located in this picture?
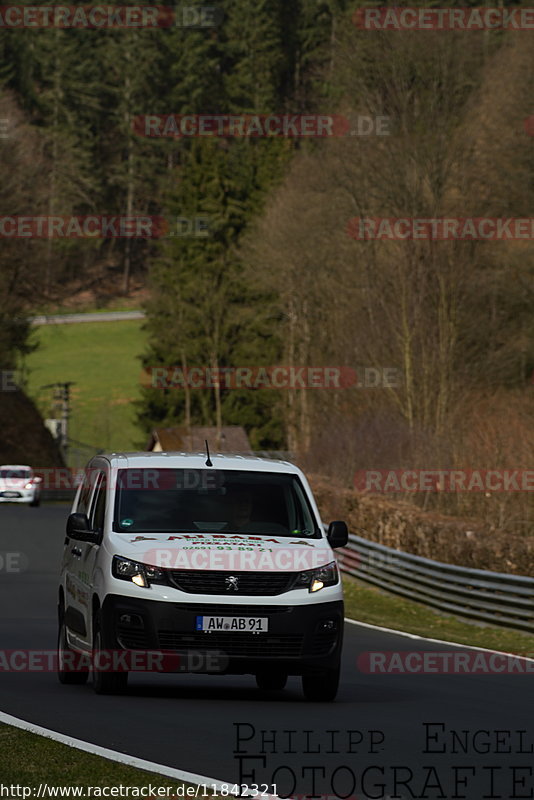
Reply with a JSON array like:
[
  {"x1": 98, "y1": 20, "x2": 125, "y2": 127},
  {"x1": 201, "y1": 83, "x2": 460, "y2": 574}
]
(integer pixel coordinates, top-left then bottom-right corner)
[
  {"x1": 24, "y1": 320, "x2": 148, "y2": 460},
  {"x1": 0, "y1": 724, "x2": 203, "y2": 794},
  {"x1": 343, "y1": 576, "x2": 534, "y2": 655}
]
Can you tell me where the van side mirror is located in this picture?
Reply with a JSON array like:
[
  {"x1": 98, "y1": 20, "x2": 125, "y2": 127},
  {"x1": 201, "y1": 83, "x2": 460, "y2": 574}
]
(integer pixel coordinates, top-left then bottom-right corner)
[
  {"x1": 66, "y1": 513, "x2": 97, "y2": 542},
  {"x1": 327, "y1": 520, "x2": 349, "y2": 549}
]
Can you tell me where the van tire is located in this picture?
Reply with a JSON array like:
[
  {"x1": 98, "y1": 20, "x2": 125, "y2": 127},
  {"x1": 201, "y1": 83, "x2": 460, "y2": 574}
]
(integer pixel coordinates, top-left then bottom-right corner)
[
  {"x1": 57, "y1": 616, "x2": 88, "y2": 685},
  {"x1": 255, "y1": 671, "x2": 287, "y2": 691},
  {"x1": 92, "y1": 616, "x2": 128, "y2": 695},
  {"x1": 302, "y1": 665, "x2": 340, "y2": 702}
]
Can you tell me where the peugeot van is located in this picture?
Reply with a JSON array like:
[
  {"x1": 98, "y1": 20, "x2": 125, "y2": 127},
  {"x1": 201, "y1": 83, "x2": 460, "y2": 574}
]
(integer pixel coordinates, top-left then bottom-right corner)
[{"x1": 57, "y1": 452, "x2": 348, "y2": 700}]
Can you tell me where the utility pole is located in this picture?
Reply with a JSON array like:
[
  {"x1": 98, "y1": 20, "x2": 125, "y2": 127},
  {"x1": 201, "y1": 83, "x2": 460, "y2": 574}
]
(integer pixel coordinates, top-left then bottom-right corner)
[{"x1": 41, "y1": 381, "x2": 75, "y2": 461}]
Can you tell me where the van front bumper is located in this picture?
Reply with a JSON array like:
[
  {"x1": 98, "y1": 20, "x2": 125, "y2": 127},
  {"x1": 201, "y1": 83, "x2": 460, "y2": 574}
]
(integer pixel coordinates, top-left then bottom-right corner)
[{"x1": 100, "y1": 594, "x2": 344, "y2": 675}]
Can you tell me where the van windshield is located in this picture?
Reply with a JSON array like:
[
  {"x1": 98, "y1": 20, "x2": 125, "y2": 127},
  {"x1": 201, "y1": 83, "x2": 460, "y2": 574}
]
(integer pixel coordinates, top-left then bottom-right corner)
[{"x1": 113, "y1": 468, "x2": 320, "y2": 537}]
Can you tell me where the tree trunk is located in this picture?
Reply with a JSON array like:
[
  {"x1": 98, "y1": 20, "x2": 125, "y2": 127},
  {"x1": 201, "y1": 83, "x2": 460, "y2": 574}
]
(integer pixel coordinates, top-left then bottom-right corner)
[
  {"x1": 122, "y1": 45, "x2": 134, "y2": 294},
  {"x1": 286, "y1": 296, "x2": 298, "y2": 452},
  {"x1": 181, "y1": 348, "x2": 191, "y2": 430},
  {"x1": 46, "y1": 31, "x2": 60, "y2": 295},
  {"x1": 123, "y1": 146, "x2": 134, "y2": 294},
  {"x1": 211, "y1": 349, "x2": 222, "y2": 449}
]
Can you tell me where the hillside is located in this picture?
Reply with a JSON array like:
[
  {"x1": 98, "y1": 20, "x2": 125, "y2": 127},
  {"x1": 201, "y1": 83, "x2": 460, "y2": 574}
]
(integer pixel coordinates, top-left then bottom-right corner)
[
  {"x1": 0, "y1": 388, "x2": 64, "y2": 467},
  {"x1": 311, "y1": 475, "x2": 533, "y2": 577}
]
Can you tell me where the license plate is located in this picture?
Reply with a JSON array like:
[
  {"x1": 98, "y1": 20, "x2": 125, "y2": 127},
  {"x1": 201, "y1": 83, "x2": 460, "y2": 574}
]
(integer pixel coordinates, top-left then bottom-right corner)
[
  {"x1": 196, "y1": 615, "x2": 269, "y2": 632},
  {"x1": 1, "y1": 492, "x2": 20, "y2": 498}
]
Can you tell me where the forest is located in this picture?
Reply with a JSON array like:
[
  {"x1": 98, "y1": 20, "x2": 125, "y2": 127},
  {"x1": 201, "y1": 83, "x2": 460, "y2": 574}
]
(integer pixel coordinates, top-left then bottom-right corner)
[{"x1": 0, "y1": 0, "x2": 532, "y2": 533}]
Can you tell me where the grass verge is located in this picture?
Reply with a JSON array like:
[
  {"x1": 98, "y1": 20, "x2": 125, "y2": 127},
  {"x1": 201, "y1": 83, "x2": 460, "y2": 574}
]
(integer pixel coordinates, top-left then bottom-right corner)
[
  {"x1": 0, "y1": 723, "x2": 208, "y2": 794},
  {"x1": 23, "y1": 320, "x2": 147, "y2": 458},
  {"x1": 342, "y1": 575, "x2": 534, "y2": 656}
]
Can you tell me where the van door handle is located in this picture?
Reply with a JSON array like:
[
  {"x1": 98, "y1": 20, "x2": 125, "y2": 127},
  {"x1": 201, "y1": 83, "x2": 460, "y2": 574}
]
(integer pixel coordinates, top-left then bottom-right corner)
[{"x1": 71, "y1": 547, "x2": 82, "y2": 558}]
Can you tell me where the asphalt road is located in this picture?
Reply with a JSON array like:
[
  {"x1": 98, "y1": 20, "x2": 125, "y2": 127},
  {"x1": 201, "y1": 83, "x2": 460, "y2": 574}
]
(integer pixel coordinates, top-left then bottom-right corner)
[
  {"x1": 1, "y1": 505, "x2": 532, "y2": 798},
  {"x1": 30, "y1": 310, "x2": 145, "y2": 326}
]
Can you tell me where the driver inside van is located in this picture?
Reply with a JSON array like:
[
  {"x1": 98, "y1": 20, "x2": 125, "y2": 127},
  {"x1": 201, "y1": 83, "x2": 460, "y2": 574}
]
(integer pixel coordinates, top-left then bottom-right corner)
[{"x1": 226, "y1": 488, "x2": 253, "y2": 531}]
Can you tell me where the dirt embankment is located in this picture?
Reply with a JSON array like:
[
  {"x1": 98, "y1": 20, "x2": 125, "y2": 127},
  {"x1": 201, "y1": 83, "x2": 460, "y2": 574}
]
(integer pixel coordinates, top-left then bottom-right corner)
[
  {"x1": 0, "y1": 388, "x2": 64, "y2": 467},
  {"x1": 310, "y1": 475, "x2": 533, "y2": 577}
]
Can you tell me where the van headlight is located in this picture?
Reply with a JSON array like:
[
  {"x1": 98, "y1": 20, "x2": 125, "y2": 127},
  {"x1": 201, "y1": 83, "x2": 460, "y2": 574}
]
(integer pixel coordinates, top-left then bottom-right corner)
[
  {"x1": 294, "y1": 561, "x2": 339, "y2": 593},
  {"x1": 112, "y1": 556, "x2": 166, "y2": 588}
]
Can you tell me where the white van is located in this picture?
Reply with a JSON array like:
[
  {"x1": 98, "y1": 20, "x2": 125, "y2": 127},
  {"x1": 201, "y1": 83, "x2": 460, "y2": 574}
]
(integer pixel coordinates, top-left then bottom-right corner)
[{"x1": 57, "y1": 452, "x2": 348, "y2": 700}]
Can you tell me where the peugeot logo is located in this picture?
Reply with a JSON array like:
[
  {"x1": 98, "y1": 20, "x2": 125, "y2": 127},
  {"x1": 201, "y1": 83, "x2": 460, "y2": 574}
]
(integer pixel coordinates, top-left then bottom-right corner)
[{"x1": 225, "y1": 575, "x2": 239, "y2": 592}]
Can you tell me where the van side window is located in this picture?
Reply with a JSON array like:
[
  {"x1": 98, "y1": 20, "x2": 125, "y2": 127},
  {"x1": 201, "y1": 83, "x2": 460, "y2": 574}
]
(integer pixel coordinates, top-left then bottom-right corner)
[
  {"x1": 77, "y1": 470, "x2": 93, "y2": 515},
  {"x1": 90, "y1": 473, "x2": 108, "y2": 534}
]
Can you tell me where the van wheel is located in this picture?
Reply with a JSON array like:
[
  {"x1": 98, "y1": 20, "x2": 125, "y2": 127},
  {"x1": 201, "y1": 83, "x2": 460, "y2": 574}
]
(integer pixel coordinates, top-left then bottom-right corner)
[
  {"x1": 302, "y1": 665, "x2": 340, "y2": 702},
  {"x1": 29, "y1": 496, "x2": 40, "y2": 507},
  {"x1": 255, "y1": 671, "x2": 287, "y2": 691},
  {"x1": 57, "y1": 616, "x2": 88, "y2": 685},
  {"x1": 92, "y1": 616, "x2": 128, "y2": 695}
]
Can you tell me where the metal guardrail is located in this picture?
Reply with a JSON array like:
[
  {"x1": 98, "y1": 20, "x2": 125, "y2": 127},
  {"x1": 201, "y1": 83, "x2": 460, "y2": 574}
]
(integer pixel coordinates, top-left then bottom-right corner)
[
  {"x1": 253, "y1": 450, "x2": 295, "y2": 461},
  {"x1": 338, "y1": 533, "x2": 534, "y2": 634}
]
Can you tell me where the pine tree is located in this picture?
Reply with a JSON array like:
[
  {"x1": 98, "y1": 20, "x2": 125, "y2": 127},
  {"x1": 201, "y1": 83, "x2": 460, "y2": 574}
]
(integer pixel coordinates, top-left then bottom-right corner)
[
  {"x1": 138, "y1": 0, "x2": 302, "y2": 445},
  {"x1": 139, "y1": 136, "x2": 288, "y2": 446}
]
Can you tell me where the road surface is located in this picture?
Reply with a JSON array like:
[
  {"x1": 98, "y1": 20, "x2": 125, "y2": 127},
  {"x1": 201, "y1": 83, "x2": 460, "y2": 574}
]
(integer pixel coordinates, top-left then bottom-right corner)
[
  {"x1": 0, "y1": 505, "x2": 532, "y2": 798},
  {"x1": 30, "y1": 311, "x2": 145, "y2": 326}
]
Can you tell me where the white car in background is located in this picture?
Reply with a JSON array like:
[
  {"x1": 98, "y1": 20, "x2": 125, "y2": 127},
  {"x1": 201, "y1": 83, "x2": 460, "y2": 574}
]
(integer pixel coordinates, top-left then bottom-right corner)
[{"x1": 0, "y1": 465, "x2": 42, "y2": 506}]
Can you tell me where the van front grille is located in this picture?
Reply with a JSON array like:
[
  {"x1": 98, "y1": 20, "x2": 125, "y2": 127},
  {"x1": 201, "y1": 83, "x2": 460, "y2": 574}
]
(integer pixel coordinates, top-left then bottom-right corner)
[
  {"x1": 116, "y1": 626, "x2": 150, "y2": 650},
  {"x1": 169, "y1": 570, "x2": 297, "y2": 596}
]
